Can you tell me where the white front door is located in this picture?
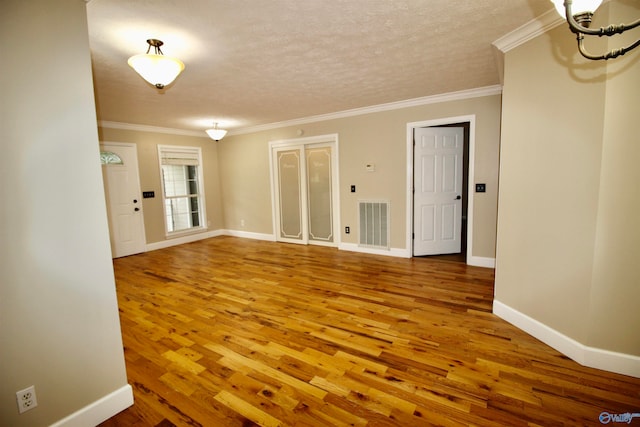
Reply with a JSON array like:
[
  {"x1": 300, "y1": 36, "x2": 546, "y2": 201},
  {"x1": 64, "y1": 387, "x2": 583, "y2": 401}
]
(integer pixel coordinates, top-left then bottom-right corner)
[
  {"x1": 413, "y1": 127, "x2": 463, "y2": 256},
  {"x1": 101, "y1": 143, "x2": 146, "y2": 258}
]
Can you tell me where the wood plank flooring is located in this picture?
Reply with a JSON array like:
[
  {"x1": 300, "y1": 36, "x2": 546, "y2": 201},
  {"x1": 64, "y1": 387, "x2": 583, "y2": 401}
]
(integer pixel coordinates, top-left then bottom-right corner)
[{"x1": 100, "y1": 236, "x2": 640, "y2": 426}]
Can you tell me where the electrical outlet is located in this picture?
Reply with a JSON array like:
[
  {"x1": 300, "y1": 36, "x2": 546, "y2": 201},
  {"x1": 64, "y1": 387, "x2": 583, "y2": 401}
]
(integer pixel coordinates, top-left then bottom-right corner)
[
  {"x1": 16, "y1": 385, "x2": 37, "y2": 414},
  {"x1": 345, "y1": 226, "x2": 350, "y2": 234}
]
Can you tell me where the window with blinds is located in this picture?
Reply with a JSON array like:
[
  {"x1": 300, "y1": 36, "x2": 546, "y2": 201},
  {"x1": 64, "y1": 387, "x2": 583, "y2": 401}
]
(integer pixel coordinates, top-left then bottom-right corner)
[{"x1": 158, "y1": 145, "x2": 207, "y2": 235}]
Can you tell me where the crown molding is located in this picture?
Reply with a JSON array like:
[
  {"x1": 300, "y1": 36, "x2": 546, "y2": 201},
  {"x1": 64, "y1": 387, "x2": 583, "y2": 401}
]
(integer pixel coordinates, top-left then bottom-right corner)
[
  {"x1": 493, "y1": 9, "x2": 564, "y2": 53},
  {"x1": 229, "y1": 85, "x2": 502, "y2": 136},
  {"x1": 99, "y1": 85, "x2": 502, "y2": 138},
  {"x1": 98, "y1": 121, "x2": 205, "y2": 137}
]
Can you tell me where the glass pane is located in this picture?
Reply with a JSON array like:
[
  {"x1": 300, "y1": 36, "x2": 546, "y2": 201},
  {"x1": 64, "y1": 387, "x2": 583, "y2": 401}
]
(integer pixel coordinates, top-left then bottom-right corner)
[
  {"x1": 161, "y1": 164, "x2": 202, "y2": 233},
  {"x1": 165, "y1": 197, "x2": 192, "y2": 232},
  {"x1": 189, "y1": 196, "x2": 200, "y2": 227},
  {"x1": 100, "y1": 151, "x2": 123, "y2": 165},
  {"x1": 306, "y1": 147, "x2": 333, "y2": 242},
  {"x1": 278, "y1": 150, "x2": 302, "y2": 240},
  {"x1": 187, "y1": 165, "x2": 198, "y2": 195},
  {"x1": 162, "y1": 165, "x2": 199, "y2": 197}
]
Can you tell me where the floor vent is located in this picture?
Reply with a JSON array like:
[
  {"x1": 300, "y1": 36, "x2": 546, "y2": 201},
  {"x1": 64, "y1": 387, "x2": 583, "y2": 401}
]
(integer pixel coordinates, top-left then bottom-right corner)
[{"x1": 358, "y1": 200, "x2": 390, "y2": 249}]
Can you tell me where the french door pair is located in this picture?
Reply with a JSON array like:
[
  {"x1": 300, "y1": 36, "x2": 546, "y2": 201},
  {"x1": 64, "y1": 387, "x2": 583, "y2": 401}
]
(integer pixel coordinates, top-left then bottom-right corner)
[{"x1": 271, "y1": 137, "x2": 338, "y2": 246}]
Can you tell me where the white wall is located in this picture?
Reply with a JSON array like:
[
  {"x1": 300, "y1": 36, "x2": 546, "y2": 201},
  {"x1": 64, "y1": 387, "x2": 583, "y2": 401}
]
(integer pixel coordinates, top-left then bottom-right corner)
[{"x1": 0, "y1": 0, "x2": 132, "y2": 425}]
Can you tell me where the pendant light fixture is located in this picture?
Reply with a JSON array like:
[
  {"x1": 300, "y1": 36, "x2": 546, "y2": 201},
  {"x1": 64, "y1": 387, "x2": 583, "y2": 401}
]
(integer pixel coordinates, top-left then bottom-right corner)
[
  {"x1": 550, "y1": 0, "x2": 640, "y2": 60},
  {"x1": 128, "y1": 39, "x2": 185, "y2": 89},
  {"x1": 206, "y1": 123, "x2": 227, "y2": 141}
]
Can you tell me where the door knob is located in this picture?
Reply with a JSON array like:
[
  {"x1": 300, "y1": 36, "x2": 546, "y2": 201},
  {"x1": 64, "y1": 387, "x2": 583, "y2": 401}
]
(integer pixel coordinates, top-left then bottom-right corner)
[
  {"x1": 133, "y1": 199, "x2": 138, "y2": 203},
  {"x1": 455, "y1": 195, "x2": 461, "y2": 200},
  {"x1": 134, "y1": 207, "x2": 140, "y2": 212}
]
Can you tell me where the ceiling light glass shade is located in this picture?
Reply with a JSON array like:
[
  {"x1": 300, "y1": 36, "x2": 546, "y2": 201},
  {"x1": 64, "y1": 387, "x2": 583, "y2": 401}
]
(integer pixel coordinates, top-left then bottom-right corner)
[
  {"x1": 205, "y1": 128, "x2": 227, "y2": 141},
  {"x1": 550, "y1": 0, "x2": 603, "y2": 17},
  {"x1": 127, "y1": 53, "x2": 185, "y2": 89}
]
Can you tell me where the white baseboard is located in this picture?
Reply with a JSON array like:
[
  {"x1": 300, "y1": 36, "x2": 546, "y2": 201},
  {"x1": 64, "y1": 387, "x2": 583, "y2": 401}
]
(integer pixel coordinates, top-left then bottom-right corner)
[
  {"x1": 467, "y1": 256, "x2": 495, "y2": 268},
  {"x1": 222, "y1": 229, "x2": 276, "y2": 241},
  {"x1": 493, "y1": 300, "x2": 640, "y2": 378},
  {"x1": 145, "y1": 231, "x2": 494, "y2": 269},
  {"x1": 339, "y1": 242, "x2": 411, "y2": 258},
  {"x1": 145, "y1": 229, "x2": 276, "y2": 252},
  {"x1": 337, "y1": 243, "x2": 496, "y2": 265},
  {"x1": 50, "y1": 384, "x2": 133, "y2": 427},
  {"x1": 146, "y1": 229, "x2": 223, "y2": 252}
]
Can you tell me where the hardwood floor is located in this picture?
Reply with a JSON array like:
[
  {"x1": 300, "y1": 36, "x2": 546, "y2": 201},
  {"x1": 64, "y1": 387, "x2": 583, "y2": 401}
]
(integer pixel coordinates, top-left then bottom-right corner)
[{"x1": 100, "y1": 236, "x2": 640, "y2": 426}]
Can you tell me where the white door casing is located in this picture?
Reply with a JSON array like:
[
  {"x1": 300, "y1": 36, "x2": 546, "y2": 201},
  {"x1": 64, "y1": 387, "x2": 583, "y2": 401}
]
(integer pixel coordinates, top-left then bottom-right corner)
[
  {"x1": 101, "y1": 143, "x2": 146, "y2": 258},
  {"x1": 413, "y1": 127, "x2": 464, "y2": 256}
]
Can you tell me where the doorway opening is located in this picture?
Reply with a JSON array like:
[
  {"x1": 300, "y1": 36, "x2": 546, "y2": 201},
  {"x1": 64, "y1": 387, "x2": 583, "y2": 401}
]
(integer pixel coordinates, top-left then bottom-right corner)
[{"x1": 406, "y1": 116, "x2": 475, "y2": 264}]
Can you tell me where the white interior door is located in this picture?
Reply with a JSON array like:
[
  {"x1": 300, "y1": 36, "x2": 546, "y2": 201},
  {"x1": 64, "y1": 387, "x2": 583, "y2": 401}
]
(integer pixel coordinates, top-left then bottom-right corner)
[
  {"x1": 413, "y1": 127, "x2": 463, "y2": 256},
  {"x1": 271, "y1": 138, "x2": 338, "y2": 247},
  {"x1": 101, "y1": 143, "x2": 146, "y2": 258}
]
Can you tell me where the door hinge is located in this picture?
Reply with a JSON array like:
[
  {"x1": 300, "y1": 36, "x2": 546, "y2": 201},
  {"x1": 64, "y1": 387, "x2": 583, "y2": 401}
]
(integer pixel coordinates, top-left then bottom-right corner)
[{"x1": 412, "y1": 233, "x2": 415, "y2": 239}]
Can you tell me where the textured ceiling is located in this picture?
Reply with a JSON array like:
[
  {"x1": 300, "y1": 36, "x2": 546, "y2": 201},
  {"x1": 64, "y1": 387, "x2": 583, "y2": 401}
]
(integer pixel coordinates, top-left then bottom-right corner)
[{"x1": 86, "y1": 0, "x2": 553, "y2": 133}]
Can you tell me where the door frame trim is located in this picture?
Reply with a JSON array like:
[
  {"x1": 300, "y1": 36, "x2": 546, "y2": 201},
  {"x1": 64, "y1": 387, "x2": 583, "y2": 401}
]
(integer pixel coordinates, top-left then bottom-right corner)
[
  {"x1": 406, "y1": 116, "x2": 475, "y2": 263},
  {"x1": 268, "y1": 134, "x2": 341, "y2": 247}
]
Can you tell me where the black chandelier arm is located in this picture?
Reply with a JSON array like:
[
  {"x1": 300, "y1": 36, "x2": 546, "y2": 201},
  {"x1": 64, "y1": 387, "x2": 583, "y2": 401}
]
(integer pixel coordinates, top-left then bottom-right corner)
[
  {"x1": 564, "y1": 1, "x2": 640, "y2": 36},
  {"x1": 577, "y1": 33, "x2": 640, "y2": 60}
]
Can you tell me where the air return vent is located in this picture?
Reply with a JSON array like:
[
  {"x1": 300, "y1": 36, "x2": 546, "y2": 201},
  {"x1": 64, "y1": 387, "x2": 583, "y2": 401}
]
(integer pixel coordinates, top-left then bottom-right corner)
[{"x1": 358, "y1": 200, "x2": 390, "y2": 249}]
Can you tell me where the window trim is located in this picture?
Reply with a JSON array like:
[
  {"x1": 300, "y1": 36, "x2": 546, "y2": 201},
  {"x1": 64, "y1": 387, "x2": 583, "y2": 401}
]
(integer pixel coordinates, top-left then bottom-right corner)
[{"x1": 157, "y1": 144, "x2": 207, "y2": 237}]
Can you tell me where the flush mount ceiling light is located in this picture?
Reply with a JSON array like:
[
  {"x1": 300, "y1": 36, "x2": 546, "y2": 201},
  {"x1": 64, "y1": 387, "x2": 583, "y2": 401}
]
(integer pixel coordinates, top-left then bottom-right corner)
[
  {"x1": 205, "y1": 123, "x2": 227, "y2": 141},
  {"x1": 550, "y1": 0, "x2": 640, "y2": 60},
  {"x1": 127, "y1": 39, "x2": 185, "y2": 89}
]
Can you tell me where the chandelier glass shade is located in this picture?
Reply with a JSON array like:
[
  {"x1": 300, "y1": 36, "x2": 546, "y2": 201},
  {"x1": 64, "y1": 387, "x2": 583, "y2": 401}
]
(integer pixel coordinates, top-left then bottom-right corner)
[
  {"x1": 206, "y1": 123, "x2": 227, "y2": 141},
  {"x1": 550, "y1": 0, "x2": 640, "y2": 60},
  {"x1": 128, "y1": 39, "x2": 185, "y2": 89},
  {"x1": 551, "y1": 0, "x2": 602, "y2": 16}
]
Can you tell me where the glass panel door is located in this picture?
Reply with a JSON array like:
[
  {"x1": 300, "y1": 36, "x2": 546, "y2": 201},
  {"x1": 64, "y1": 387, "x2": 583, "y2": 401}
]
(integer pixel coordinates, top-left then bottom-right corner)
[
  {"x1": 306, "y1": 146, "x2": 333, "y2": 243},
  {"x1": 271, "y1": 137, "x2": 337, "y2": 247},
  {"x1": 277, "y1": 149, "x2": 304, "y2": 241}
]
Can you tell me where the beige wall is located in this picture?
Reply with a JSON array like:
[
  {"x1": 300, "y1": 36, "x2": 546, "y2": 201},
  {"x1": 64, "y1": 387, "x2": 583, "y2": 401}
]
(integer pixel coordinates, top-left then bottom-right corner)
[
  {"x1": 98, "y1": 127, "x2": 225, "y2": 244},
  {"x1": 587, "y1": 0, "x2": 640, "y2": 354},
  {"x1": 495, "y1": 1, "x2": 639, "y2": 356},
  {"x1": 219, "y1": 94, "x2": 502, "y2": 258},
  {"x1": 0, "y1": 0, "x2": 130, "y2": 425}
]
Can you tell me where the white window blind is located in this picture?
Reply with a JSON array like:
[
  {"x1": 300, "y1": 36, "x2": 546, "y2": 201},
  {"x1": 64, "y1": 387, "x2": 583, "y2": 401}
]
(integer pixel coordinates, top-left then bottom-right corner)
[{"x1": 160, "y1": 148, "x2": 200, "y2": 166}]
